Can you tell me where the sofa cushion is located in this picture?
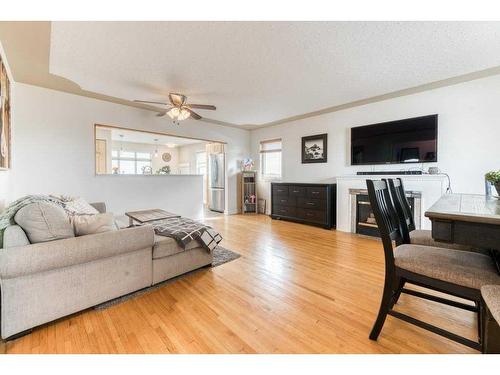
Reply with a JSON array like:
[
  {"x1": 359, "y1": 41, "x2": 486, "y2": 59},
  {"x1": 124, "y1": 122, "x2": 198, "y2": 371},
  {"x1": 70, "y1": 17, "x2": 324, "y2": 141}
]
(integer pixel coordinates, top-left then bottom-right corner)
[
  {"x1": 2, "y1": 225, "x2": 30, "y2": 248},
  {"x1": 0, "y1": 225, "x2": 155, "y2": 279},
  {"x1": 14, "y1": 202, "x2": 74, "y2": 244},
  {"x1": 72, "y1": 213, "x2": 117, "y2": 236},
  {"x1": 153, "y1": 234, "x2": 200, "y2": 259},
  {"x1": 395, "y1": 244, "x2": 500, "y2": 290}
]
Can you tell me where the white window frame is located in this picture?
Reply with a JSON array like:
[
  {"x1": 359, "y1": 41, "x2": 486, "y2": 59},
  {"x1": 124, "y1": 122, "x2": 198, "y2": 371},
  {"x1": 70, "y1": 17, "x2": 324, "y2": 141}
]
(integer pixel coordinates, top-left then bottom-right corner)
[
  {"x1": 112, "y1": 150, "x2": 152, "y2": 174},
  {"x1": 259, "y1": 138, "x2": 282, "y2": 181}
]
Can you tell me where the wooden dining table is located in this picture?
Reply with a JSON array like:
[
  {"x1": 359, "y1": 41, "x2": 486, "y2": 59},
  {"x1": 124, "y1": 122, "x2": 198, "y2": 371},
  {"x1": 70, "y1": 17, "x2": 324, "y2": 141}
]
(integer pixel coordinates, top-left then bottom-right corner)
[{"x1": 425, "y1": 193, "x2": 500, "y2": 273}]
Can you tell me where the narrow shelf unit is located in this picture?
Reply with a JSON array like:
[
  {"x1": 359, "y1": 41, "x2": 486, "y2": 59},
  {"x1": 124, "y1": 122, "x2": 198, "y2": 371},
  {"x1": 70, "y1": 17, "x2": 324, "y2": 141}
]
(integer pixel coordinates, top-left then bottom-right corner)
[{"x1": 241, "y1": 171, "x2": 257, "y2": 214}]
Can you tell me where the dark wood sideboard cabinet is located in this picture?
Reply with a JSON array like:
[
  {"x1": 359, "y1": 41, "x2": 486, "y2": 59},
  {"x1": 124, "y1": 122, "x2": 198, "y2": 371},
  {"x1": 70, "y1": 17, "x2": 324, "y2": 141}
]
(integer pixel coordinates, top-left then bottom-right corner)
[{"x1": 271, "y1": 183, "x2": 337, "y2": 229}]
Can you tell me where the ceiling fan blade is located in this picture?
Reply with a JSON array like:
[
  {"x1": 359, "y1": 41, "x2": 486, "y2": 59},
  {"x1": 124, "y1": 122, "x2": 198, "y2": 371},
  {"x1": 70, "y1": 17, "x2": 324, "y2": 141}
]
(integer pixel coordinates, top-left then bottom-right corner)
[
  {"x1": 185, "y1": 108, "x2": 202, "y2": 120},
  {"x1": 156, "y1": 112, "x2": 167, "y2": 117},
  {"x1": 133, "y1": 100, "x2": 170, "y2": 106},
  {"x1": 169, "y1": 93, "x2": 186, "y2": 106},
  {"x1": 188, "y1": 104, "x2": 216, "y2": 110}
]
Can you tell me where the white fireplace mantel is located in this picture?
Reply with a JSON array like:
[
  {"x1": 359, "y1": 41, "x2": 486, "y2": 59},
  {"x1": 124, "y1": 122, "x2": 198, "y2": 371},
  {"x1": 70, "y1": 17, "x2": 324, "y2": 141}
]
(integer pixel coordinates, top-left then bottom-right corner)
[{"x1": 335, "y1": 174, "x2": 449, "y2": 233}]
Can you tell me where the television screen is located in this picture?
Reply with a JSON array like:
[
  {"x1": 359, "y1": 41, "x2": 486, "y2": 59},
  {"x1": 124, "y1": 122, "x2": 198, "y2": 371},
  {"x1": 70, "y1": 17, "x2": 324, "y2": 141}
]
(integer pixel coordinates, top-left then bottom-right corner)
[{"x1": 351, "y1": 114, "x2": 438, "y2": 165}]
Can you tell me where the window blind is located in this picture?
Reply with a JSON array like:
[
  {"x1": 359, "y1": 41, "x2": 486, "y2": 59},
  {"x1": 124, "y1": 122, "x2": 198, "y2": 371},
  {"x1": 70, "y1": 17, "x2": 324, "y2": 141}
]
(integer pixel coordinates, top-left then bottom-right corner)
[{"x1": 259, "y1": 139, "x2": 282, "y2": 153}]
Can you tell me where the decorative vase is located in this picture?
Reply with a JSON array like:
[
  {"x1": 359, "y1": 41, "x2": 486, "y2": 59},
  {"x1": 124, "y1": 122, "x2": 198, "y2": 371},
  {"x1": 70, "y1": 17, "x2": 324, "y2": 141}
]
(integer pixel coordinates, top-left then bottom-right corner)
[{"x1": 495, "y1": 182, "x2": 500, "y2": 196}]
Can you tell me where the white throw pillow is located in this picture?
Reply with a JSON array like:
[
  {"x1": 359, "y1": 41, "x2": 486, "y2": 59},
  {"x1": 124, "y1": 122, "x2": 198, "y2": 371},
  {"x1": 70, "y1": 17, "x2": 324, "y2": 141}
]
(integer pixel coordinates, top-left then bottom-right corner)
[
  {"x1": 14, "y1": 202, "x2": 75, "y2": 243},
  {"x1": 72, "y1": 213, "x2": 117, "y2": 236},
  {"x1": 64, "y1": 197, "x2": 99, "y2": 216}
]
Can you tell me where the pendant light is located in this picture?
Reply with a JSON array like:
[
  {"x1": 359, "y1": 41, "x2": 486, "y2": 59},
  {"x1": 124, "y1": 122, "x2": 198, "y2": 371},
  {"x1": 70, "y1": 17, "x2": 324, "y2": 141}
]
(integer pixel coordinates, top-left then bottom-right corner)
[{"x1": 154, "y1": 138, "x2": 159, "y2": 157}]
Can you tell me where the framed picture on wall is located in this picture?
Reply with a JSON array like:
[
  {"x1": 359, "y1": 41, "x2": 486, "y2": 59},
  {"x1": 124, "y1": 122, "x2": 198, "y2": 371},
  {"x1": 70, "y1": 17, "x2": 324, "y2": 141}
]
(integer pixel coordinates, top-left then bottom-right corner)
[
  {"x1": 302, "y1": 133, "x2": 327, "y2": 163},
  {"x1": 0, "y1": 56, "x2": 11, "y2": 170}
]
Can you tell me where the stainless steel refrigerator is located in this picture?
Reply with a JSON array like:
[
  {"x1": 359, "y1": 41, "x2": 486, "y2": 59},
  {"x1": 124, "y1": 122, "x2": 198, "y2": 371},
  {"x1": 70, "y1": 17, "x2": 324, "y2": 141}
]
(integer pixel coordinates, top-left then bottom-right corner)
[{"x1": 208, "y1": 153, "x2": 225, "y2": 212}]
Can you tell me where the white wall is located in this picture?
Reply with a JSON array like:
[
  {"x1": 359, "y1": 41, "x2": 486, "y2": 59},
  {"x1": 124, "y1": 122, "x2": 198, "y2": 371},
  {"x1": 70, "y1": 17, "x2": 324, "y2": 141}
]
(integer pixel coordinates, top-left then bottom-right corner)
[
  {"x1": 8, "y1": 83, "x2": 251, "y2": 216},
  {"x1": 177, "y1": 142, "x2": 207, "y2": 175},
  {"x1": 250, "y1": 74, "x2": 500, "y2": 212},
  {"x1": 0, "y1": 171, "x2": 9, "y2": 211},
  {"x1": 85, "y1": 174, "x2": 204, "y2": 219}
]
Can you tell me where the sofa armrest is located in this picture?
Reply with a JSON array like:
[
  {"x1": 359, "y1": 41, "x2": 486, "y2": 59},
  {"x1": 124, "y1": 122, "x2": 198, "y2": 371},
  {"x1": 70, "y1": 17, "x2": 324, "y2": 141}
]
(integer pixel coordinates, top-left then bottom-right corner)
[
  {"x1": 3, "y1": 225, "x2": 30, "y2": 248},
  {"x1": 90, "y1": 202, "x2": 106, "y2": 213},
  {"x1": 0, "y1": 225, "x2": 154, "y2": 279}
]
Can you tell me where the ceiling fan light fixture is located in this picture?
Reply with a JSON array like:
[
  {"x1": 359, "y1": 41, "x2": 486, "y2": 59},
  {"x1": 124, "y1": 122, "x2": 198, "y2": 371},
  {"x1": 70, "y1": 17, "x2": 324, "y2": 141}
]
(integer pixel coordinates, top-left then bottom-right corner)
[
  {"x1": 178, "y1": 108, "x2": 191, "y2": 121},
  {"x1": 137, "y1": 93, "x2": 213, "y2": 124},
  {"x1": 167, "y1": 107, "x2": 191, "y2": 121},
  {"x1": 167, "y1": 107, "x2": 180, "y2": 119}
]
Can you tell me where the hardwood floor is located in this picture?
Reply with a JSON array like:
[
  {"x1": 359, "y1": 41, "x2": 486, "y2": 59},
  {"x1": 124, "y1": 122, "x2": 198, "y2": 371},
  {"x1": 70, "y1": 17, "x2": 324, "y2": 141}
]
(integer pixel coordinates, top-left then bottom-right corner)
[{"x1": 4, "y1": 214, "x2": 477, "y2": 354}]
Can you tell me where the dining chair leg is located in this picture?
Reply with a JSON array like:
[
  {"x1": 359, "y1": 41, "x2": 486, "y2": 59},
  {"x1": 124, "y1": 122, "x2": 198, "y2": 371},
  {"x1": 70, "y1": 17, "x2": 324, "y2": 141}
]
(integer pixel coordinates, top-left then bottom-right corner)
[
  {"x1": 390, "y1": 277, "x2": 405, "y2": 309},
  {"x1": 369, "y1": 275, "x2": 397, "y2": 340}
]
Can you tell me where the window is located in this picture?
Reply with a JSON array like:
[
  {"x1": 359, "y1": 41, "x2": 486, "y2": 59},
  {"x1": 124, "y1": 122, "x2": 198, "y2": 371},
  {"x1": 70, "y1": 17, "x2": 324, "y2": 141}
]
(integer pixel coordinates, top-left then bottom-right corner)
[
  {"x1": 260, "y1": 139, "x2": 282, "y2": 179},
  {"x1": 112, "y1": 150, "x2": 152, "y2": 174},
  {"x1": 196, "y1": 151, "x2": 207, "y2": 175}
]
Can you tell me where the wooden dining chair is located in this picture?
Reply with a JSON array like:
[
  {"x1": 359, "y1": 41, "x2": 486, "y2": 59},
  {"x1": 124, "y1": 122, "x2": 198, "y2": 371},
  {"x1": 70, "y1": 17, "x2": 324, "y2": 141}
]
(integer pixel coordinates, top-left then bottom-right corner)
[
  {"x1": 386, "y1": 178, "x2": 480, "y2": 252},
  {"x1": 366, "y1": 179, "x2": 500, "y2": 350}
]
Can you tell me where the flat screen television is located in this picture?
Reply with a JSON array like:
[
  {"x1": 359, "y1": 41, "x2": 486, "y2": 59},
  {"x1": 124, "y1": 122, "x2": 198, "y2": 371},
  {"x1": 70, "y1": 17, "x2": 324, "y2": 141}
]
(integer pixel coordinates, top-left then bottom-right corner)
[{"x1": 351, "y1": 114, "x2": 438, "y2": 165}]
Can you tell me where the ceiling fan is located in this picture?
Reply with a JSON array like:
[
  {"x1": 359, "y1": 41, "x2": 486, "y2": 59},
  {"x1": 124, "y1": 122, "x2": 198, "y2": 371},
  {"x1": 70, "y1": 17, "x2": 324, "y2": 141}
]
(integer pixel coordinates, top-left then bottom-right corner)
[{"x1": 134, "y1": 93, "x2": 216, "y2": 124}]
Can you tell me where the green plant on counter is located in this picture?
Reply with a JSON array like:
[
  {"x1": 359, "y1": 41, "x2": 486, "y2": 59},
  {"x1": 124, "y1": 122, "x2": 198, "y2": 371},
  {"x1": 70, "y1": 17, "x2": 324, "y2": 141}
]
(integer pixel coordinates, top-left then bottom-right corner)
[
  {"x1": 486, "y1": 170, "x2": 500, "y2": 196},
  {"x1": 156, "y1": 165, "x2": 171, "y2": 175},
  {"x1": 485, "y1": 170, "x2": 500, "y2": 184}
]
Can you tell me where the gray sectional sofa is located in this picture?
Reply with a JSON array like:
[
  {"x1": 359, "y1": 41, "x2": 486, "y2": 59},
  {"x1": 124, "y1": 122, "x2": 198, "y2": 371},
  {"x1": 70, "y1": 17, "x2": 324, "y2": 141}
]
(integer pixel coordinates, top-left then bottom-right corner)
[{"x1": 0, "y1": 203, "x2": 213, "y2": 339}]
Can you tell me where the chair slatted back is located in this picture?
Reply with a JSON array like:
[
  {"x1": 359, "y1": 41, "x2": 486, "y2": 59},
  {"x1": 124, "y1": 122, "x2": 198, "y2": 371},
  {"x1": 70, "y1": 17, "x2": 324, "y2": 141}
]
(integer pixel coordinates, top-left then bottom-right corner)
[
  {"x1": 366, "y1": 179, "x2": 403, "y2": 271},
  {"x1": 387, "y1": 178, "x2": 414, "y2": 244}
]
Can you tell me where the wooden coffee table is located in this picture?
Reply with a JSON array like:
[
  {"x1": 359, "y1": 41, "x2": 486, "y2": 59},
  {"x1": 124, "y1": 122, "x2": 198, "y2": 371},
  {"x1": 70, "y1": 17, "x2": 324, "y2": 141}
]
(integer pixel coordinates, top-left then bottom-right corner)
[{"x1": 125, "y1": 209, "x2": 180, "y2": 227}]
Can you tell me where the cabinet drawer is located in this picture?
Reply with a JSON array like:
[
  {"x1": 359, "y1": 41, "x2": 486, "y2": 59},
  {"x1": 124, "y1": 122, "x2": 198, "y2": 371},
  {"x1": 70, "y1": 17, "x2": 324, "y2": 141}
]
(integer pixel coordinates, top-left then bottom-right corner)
[
  {"x1": 273, "y1": 196, "x2": 296, "y2": 206},
  {"x1": 306, "y1": 186, "x2": 326, "y2": 199},
  {"x1": 297, "y1": 197, "x2": 324, "y2": 210},
  {"x1": 297, "y1": 208, "x2": 327, "y2": 223},
  {"x1": 273, "y1": 186, "x2": 289, "y2": 196},
  {"x1": 273, "y1": 205, "x2": 296, "y2": 217},
  {"x1": 289, "y1": 186, "x2": 306, "y2": 197}
]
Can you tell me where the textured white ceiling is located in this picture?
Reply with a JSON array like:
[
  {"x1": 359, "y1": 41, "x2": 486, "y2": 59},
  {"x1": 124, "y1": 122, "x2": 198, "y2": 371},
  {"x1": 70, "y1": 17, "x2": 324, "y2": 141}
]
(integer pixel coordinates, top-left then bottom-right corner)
[{"x1": 50, "y1": 22, "x2": 500, "y2": 126}]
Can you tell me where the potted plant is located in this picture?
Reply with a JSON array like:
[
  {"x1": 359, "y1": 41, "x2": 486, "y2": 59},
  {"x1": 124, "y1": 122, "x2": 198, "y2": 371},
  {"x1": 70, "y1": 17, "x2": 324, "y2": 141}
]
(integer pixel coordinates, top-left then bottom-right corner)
[
  {"x1": 156, "y1": 165, "x2": 171, "y2": 175},
  {"x1": 485, "y1": 170, "x2": 500, "y2": 195}
]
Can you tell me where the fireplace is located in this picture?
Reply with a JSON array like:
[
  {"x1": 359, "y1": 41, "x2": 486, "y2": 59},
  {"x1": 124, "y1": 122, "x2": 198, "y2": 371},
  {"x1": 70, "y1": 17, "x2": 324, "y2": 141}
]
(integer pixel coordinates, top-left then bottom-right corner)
[{"x1": 349, "y1": 188, "x2": 421, "y2": 237}]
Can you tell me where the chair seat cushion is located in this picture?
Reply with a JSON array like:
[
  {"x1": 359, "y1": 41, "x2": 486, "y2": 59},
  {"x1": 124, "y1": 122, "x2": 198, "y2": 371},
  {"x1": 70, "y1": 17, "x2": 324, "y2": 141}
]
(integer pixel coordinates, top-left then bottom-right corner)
[
  {"x1": 410, "y1": 229, "x2": 485, "y2": 253},
  {"x1": 153, "y1": 235, "x2": 200, "y2": 259},
  {"x1": 482, "y1": 285, "x2": 500, "y2": 325},
  {"x1": 395, "y1": 244, "x2": 500, "y2": 290}
]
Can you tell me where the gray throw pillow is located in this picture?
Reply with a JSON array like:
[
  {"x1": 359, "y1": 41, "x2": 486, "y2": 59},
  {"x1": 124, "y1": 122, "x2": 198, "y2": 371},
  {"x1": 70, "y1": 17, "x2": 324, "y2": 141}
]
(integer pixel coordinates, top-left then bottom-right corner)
[
  {"x1": 71, "y1": 213, "x2": 117, "y2": 236},
  {"x1": 14, "y1": 202, "x2": 75, "y2": 244}
]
